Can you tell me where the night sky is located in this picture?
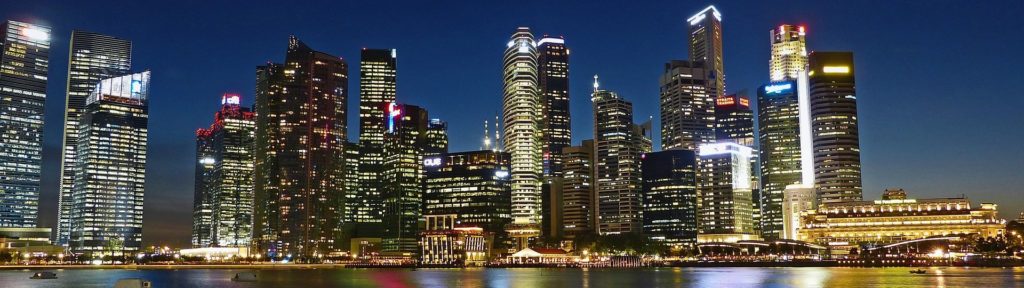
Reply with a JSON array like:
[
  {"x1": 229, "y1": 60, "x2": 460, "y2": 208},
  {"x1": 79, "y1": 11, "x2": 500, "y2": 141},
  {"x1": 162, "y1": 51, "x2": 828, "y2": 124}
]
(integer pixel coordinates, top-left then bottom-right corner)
[{"x1": 4, "y1": 0, "x2": 1023, "y2": 247}]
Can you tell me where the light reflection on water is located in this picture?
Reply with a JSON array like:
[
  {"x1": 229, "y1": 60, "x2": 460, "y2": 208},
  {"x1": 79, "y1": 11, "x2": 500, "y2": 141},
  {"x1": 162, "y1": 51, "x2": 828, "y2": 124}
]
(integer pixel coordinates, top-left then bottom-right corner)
[{"x1": 0, "y1": 267, "x2": 1019, "y2": 288}]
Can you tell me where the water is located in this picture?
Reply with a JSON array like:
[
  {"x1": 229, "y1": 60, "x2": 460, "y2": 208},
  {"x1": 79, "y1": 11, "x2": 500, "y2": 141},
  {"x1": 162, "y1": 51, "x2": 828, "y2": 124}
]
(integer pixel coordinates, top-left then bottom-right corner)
[{"x1": 1, "y1": 267, "x2": 1022, "y2": 287}]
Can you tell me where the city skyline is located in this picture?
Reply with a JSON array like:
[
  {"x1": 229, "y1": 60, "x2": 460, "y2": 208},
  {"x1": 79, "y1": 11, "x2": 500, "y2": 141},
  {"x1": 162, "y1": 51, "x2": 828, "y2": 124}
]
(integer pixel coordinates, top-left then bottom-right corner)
[{"x1": 2, "y1": 1, "x2": 1022, "y2": 247}]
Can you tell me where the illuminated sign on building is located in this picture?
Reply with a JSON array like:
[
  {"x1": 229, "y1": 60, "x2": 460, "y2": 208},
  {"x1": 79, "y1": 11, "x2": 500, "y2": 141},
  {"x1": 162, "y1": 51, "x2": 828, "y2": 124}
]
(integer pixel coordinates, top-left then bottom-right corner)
[
  {"x1": 715, "y1": 97, "x2": 735, "y2": 106},
  {"x1": 424, "y1": 158, "x2": 442, "y2": 167},
  {"x1": 764, "y1": 83, "x2": 793, "y2": 94},
  {"x1": 387, "y1": 102, "x2": 402, "y2": 133},
  {"x1": 822, "y1": 66, "x2": 850, "y2": 74},
  {"x1": 494, "y1": 170, "x2": 510, "y2": 178},
  {"x1": 739, "y1": 97, "x2": 750, "y2": 107},
  {"x1": 222, "y1": 94, "x2": 241, "y2": 105},
  {"x1": 21, "y1": 26, "x2": 50, "y2": 41}
]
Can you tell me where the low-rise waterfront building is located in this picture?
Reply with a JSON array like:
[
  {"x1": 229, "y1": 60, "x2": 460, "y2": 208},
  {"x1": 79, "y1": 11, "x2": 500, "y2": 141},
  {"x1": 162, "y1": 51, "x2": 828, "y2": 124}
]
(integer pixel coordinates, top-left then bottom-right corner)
[{"x1": 419, "y1": 215, "x2": 489, "y2": 267}]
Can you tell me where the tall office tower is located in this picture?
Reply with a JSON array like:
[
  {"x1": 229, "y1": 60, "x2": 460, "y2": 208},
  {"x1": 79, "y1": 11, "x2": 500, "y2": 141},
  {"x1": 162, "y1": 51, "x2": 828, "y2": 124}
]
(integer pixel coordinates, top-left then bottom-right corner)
[
  {"x1": 0, "y1": 21, "x2": 50, "y2": 228},
  {"x1": 714, "y1": 93, "x2": 754, "y2": 146},
  {"x1": 696, "y1": 143, "x2": 757, "y2": 243},
  {"x1": 191, "y1": 94, "x2": 256, "y2": 247},
  {"x1": 641, "y1": 150, "x2": 698, "y2": 247},
  {"x1": 560, "y1": 140, "x2": 594, "y2": 238},
  {"x1": 502, "y1": 28, "x2": 542, "y2": 226},
  {"x1": 425, "y1": 119, "x2": 449, "y2": 158},
  {"x1": 381, "y1": 103, "x2": 429, "y2": 253},
  {"x1": 357, "y1": 48, "x2": 397, "y2": 234},
  {"x1": 769, "y1": 25, "x2": 808, "y2": 81},
  {"x1": 756, "y1": 81, "x2": 802, "y2": 240},
  {"x1": 56, "y1": 31, "x2": 131, "y2": 245},
  {"x1": 808, "y1": 52, "x2": 861, "y2": 203},
  {"x1": 252, "y1": 37, "x2": 348, "y2": 258},
  {"x1": 423, "y1": 150, "x2": 512, "y2": 240},
  {"x1": 592, "y1": 77, "x2": 647, "y2": 235},
  {"x1": 537, "y1": 36, "x2": 571, "y2": 177},
  {"x1": 68, "y1": 72, "x2": 150, "y2": 255},
  {"x1": 342, "y1": 141, "x2": 360, "y2": 224},
  {"x1": 687, "y1": 5, "x2": 725, "y2": 98},
  {"x1": 660, "y1": 60, "x2": 712, "y2": 151}
]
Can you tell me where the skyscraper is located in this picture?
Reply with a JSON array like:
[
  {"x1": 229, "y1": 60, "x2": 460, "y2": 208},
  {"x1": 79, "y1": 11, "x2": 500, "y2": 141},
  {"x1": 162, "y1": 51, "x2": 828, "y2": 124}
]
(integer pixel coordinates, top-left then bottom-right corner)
[
  {"x1": 0, "y1": 20, "x2": 50, "y2": 228},
  {"x1": 697, "y1": 143, "x2": 757, "y2": 242},
  {"x1": 356, "y1": 48, "x2": 397, "y2": 234},
  {"x1": 560, "y1": 140, "x2": 594, "y2": 237},
  {"x1": 253, "y1": 37, "x2": 348, "y2": 258},
  {"x1": 641, "y1": 149, "x2": 698, "y2": 247},
  {"x1": 757, "y1": 81, "x2": 802, "y2": 240},
  {"x1": 687, "y1": 5, "x2": 725, "y2": 98},
  {"x1": 68, "y1": 71, "x2": 150, "y2": 255},
  {"x1": 342, "y1": 141, "x2": 360, "y2": 224},
  {"x1": 57, "y1": 31, "x2": 131, "y2": 245},
  {"x1": 592, "y1": 76, "x2": 650, "y2": 235},
  {"x1": 769, "y1": 25, "x2": 808, "y2": 82},
  {"x1": 381, "y1": 103, "x2": 429, "y2": 253},
  {"x1": 193, "y1": 128, "x2": 215, "y2": 248},
  {"x1": 660, "y1": 60, "x2": 713, "y2": 151},
  {"x1": 424, "y1": 150, "x2": 512, "y2": 241},
  {"x1": 713, "y1": 93, "x2": 754, "y2": 146},
  {"x1": 425, "y1": 119, "x2": 449, "y2": 158},
  {"x1": 192, "y1": 94, "x2": 256, "y2": 247},
  {"x1": 809, "y1": 52, "x2": 862, "y2": 203},
  {"x1": 537, "y1": 36, "x2": 571, "y2": 177},
  {"x1": 502, "y1": 28, "x2": 543, "y2": 226}
]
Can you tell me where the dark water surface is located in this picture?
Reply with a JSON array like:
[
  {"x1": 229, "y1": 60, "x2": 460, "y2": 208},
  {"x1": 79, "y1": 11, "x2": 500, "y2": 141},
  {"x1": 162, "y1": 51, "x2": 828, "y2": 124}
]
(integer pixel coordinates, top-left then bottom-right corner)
[{"x1": 1, "y1": 267, "x2": 1022, "y2": 287}]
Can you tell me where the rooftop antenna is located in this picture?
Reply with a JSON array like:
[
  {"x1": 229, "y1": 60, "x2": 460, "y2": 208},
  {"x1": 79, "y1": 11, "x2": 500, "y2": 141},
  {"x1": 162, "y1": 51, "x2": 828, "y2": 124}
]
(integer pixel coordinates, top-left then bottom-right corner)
[
  {"x1": 494, "y1": 114, "x2": 502, "y2": 152},
  {"x1": 483, "y1": 120, "x2": 492, "y2": 151}
]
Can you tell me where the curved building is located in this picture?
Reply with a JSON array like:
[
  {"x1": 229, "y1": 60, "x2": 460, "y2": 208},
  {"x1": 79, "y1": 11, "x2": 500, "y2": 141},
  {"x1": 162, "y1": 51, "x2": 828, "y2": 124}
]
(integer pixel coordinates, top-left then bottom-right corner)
[
  {"x1": 808, "y1": 52, "x2": 862, "y2": 203},
  {"x1": 502, "y1": 28, "x2": 542, "y2": 225}
]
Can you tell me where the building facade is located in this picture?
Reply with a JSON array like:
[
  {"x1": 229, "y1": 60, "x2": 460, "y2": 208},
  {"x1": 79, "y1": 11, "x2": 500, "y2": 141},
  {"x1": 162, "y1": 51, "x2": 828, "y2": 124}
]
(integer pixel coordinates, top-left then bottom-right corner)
[
  {"x1": 420, "y1": 215, "x2": 489, "y2": 266},
  {"x1": 537, "y1": 36, "x2": 571, "y2": 177},
  {"x1": 592, "y1": 78, "x2": 650, "y2": 235},
  {"x1": 560, "y1": 140, "x2": 594, "y2": 237},
  {"x1": 253, "y1": 37, "x2": 348, "y2": 258},
  {"x1": 659, "y1": 60, "x2": 712, "y2": 151},
  {"x1": 68, "y1": 72, "x2": 150, "y2": 255},
  {"x1": 697, "y1": 143, "x2": 756, "y2": 242},
  {"x1": 641, "y1": 150, "x2": 698, "y2": 247},
  {"x1": 192, "y1": 94, "x2": 255, "y2": 247},
  {"x1": 687, "y1": 5, "x2": 725, "y2": 99},
  {"x1": 502, "y1": 28, "x2": 543, "y2": 226},
  {"x1": 769, "y1": 25, "x2": 807, "y2": 82},
  {"x1": 808, "y1": 52, "x2": 862, "y2": 203},
  {"x1": 757, "y1": 81, "x2": 802, "y2": 240},
  {"x1": 382, "y1": 103, "x2": 430, "y2": 253},
  {"x1": 424, "y1": 150, "x2": 512, "y2": 239},
  {"x1": 0, "y1": 20, "x2": 50, "y2": 228},
  {"x1": 356, "y1": 48, "x2": 398, "y2": 236},
  {"x1": 56, "y1": 30, "x2": 131, "y2": 245}
]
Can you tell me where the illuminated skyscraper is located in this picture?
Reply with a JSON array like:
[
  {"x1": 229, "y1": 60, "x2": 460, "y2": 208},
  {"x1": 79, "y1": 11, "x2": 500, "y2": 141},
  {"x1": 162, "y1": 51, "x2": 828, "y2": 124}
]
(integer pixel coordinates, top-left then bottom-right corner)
[
  {"x1": 56, "y1": 31, "x2": 131, "y2": 245},
  {"x1": 425, "y1": 119, "x2": 449, "y2": 158},
  {"x1": 560, "y1": 140, "x2": 594, "y2": 237},
  {"x1": 756, "y1": 80, "x2": 803, "y2": 240},
  {"x1": 592, "y1": 76, "x2": 651, "y2": 235},
  {"x1": 770, "y1": 25, "x2": 808, "y2": 82},
  {"x1": 641, "y1": 149, "x2": 698, "y2": 247},
  {"x1": 424, "y1": 150, "x2": 512, "y2": 241},
  {"x1": 660, "y1": 60, "x2": 713, "y2": 151},
  {"x1": 687, "y1": 5, "x2": 725, "y2": 98},
  {"x1": 713, "y1": 93, "x2": 754, "y2": 146},
  {"x1": 538, "y1": 36, "x2": 571, "y2": 177},
  {"x1": 0, "y1": 20, "x2": 50, "y2": 228},
  {"x1": 68, "y1": 72, "x2": 150, "y2": 255},
  {"x1": 381, "y1": 103, "x2": 429, "y2": 253},
  {"x1": 356, "y1": 48, "x2": 397, "y2": 233},
  {"x1": 502, "y1": 28, "x2": 543, "y2": 226},
  {"x1": 192, "y1": 94, "x2": 256, "y2": 247},
  {"x1": 343, "y1": 141, "x2": 360, "y2": 224},
  {"x1": 253, "y1": 37, "x2": 348, "y2": 258},
  {"x1": 697, "y1": 143, "x2": 757, "y2": 243},
  {"x1": 809, "y1": 52, "x2": 862, "y2": 203}
]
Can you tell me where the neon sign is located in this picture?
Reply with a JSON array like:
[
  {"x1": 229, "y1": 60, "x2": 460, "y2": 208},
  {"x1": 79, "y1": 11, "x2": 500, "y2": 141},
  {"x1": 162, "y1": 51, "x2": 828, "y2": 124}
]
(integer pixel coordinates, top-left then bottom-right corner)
[
  {"x1": 495, "y1": 171, "x2": 509, "y2": 178},
  {"x1": 222, "y1": 94, "x2": 240, "y2": 105},
  {"x1": 387, "y1": 102, "x2": 401, "y2": 133},
  {"x1": 424, "y1": 158, "x2": 441, "y2": 167},
  {"x1": 823, "y1": 66, "x2": 850, "y2": 74},
  {"x1": 764, "y1": 83, "x2": 793, "y2": 94},
  {"x1": 739, "y1": 97, "x2": 750, "y2": 107},
  {"x1": 715, "y1": 97, "x2": 735, "y2": 106}
]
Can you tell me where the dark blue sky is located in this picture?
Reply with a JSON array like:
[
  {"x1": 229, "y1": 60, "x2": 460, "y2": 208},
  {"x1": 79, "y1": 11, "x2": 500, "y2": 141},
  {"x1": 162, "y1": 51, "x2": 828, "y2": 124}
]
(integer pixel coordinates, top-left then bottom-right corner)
[{"x1": 5, "y1": 0, "x2": 1023, "y2": 246}]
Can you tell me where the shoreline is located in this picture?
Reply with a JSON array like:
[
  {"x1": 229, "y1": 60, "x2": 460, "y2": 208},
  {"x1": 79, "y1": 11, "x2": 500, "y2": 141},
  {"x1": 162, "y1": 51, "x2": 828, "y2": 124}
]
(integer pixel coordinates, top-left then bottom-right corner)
[{"x1": 2, "y1": 263, "x2": 1022, "y2": 270}]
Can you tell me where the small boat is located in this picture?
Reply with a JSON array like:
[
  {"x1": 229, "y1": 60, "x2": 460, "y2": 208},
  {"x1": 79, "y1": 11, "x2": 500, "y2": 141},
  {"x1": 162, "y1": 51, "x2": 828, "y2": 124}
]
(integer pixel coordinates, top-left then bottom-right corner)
[
  {"x1": 30, "y1": 271, "x2": 57, "y2": 279},
  {"x1": 232, "y1": 272, "x2": 258, "y2": 282},
  {"x1": 113, "y1": 278, "x2": 153, "y2": 288},
  {"x1": 909, "y1": 269, "x2": 927, "y2": 274}
]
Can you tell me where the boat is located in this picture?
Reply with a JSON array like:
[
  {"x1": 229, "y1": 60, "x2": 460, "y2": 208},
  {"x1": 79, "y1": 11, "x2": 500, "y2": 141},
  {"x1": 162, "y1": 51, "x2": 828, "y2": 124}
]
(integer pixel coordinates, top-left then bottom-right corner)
[
  {"x1": 30, "y1": 271, "x2": 57, "y2": 279},
  {"x1": 909, "y1": 269, "x2": 927, "y2": 274},
  {"x1": 232, "y1": 272, "x2": 258, "y2": 282},
  {"x1": 113, "y1": 278, "x2": 152, "y2": 288}
]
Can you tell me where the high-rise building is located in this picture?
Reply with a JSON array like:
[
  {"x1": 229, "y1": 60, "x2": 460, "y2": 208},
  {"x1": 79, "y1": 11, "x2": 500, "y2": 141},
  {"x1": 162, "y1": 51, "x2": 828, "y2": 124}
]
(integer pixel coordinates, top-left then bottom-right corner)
[
  {"x1": 697, "y1": 143, "x2": 757, "y2": 243},
  {"x1": 560, "y1": 140, "x2": 594, "y2": 237},
  {"x1": 714, "y1": 93, "x2": 754, "y2": 146},
  {"x1": 537, "y1": 36, "x2": 571, "y2": 177},
  {"x1": 502, "y1": 28, "x2": 543, "y2": 227},
  {"x1": 687, "y1": 5, "x2": 725, "y2": 98},
  {"x1": 425, "y1": 119, "x2": 449, "y2": 158},
  {"x1": 808, "y1": 52, "x2": 862, "y2": 203},
  {"x1": 0, "y1": 21, "x2": 50, "y2": 228},
  {"x1": 252, "y1": 37, "x2": 348, "y2": 258},
  {"x1": 641, "y1": 150, "x2": 698, "y2": 247},
  {"x1": 343, "y1": 141, "x2": 360, "y2": 224},
  {"x1": 424, "y1": 150, "x2": 512, "y2": 241},
  {"x1": 660, "y1": 60, "x2": 713, "y2": 151},
  {"x1": 592, "y1": 77, "x2": 649, "y2": 235},
  {"x1": 191, "y1": 94, "x2": 256, "y2": 247},
  {"x1": 357, "y1": 48, "x2": 398, "y2": 234},
  {"x1": 381, "y1": 103, "x2": 429, "y2": 253},
  {"x1": 56, "y1": 31, "x2": 131, "y2": 245},
  {"x1": 68, "y1": 71, "x2": 150, "y2": 255},
  {"x1": 757, "y1": 81, "x2": 803, "y2": 240},
  {"x1": 769, "y1": 25, "x2": 807, "y2": 82}
]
